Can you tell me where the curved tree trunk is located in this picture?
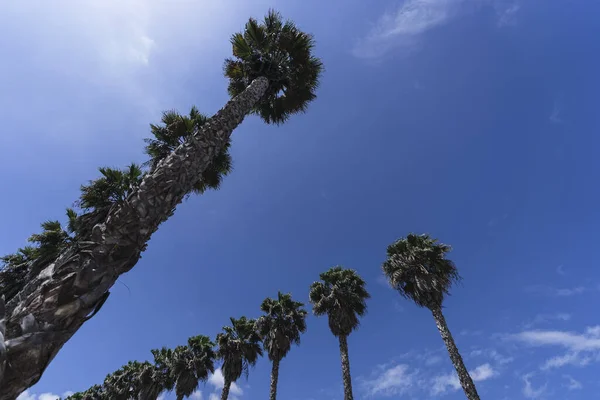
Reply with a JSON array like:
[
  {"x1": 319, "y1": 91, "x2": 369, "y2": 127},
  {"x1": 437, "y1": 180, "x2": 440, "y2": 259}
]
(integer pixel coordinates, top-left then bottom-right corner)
[
  {"x1": 269, "y1": 357, "x2": 280, "y2": 400},
  {"x1": 431, "y1": 306, "x2": 480, "y2": 400},
  {"x1": 338, "y1": 335, "x2": 354, "y2": 400},
  {"x1": 221, "y1": 378, "x2": 232, "y2": 400},
  {"x1": 0, "y1": 76, "x2": 269, "y2": 400}
]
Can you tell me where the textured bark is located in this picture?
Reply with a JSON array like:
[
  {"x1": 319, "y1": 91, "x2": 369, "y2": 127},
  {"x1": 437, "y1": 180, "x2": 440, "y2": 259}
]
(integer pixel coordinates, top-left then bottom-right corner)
[
  {"x1": 269, "y1": 357, "x2": 280, "y2": 400},
  {"x1": 338, "y1": 335, "x2": 354, "y2": 400},
  {"x1": 0, "y1": 76, "x2": 269, "y2": 400},
  {"x1": 431, "y1": 306, "x2": 480, "y2": 400},
  {"x1": 221, "y1": 378, "x2": 232, "y2": 400}
]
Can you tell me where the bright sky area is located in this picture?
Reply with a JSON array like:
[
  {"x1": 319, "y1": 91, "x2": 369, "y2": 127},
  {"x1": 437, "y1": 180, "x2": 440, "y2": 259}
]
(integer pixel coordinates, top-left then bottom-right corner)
[{"x1": 1, "y1": 0, "x2": 599, "y2": 399}]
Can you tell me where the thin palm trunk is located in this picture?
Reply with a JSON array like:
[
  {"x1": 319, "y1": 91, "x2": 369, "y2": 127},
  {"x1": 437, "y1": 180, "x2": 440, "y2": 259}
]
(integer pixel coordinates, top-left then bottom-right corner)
[
  {"x1": 221, "y1": 378, "x2": 232, "y2": 400},
  {"x1": 269, "y1": 357, "x2": 280, "y2": 400},
  {"x1": 338, "y1": 335, "x2": 354, "y2": 400},
  {"x1": 0, "y1": 76, "x2": 269, "y2": 400},
  {"x1": 431, "y1": 306, "x2": 480, "y2": 400}
]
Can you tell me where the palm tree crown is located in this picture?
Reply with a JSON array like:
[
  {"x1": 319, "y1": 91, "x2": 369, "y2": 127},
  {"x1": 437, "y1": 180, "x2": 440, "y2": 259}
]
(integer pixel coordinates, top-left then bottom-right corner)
[
  {"x1": 224, "y1": 9, "x2": 323, "y2": 124},
  {"x1": 309, "y1": 266, "x2": 370, "y2": 337},
  {"x1": 143, "y1": 107, "x2": 233, "y2": 194},
  {"x1": 216, "y1": 316, "x2": 263, "y2": 384},
  {"x1": 382, "y1": 233, "x2": 461, "y2": 309},
  {"x1": 256, "y1": 292, "x2": 307, "y2": 362},
  {"x1": 170, "y1": 335, "x2": 216, "y2": 399}
]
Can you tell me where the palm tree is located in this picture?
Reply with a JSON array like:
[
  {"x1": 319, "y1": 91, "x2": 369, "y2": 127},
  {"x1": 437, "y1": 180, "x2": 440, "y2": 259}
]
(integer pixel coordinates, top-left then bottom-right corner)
[
  {"x1": 68, "y1": 335, "x2": 215, "y2": 400},
  {"x1": 143, "y1": 107, "x2": 233, "y2": 195},
  {"x1": 216, "y1": 317, "x2": 263, "y2": 400},
  {"x1": 309, "y1": 267, "x2": 370, "y2": 400},
  {"x1": 102, "y1": 361, "x2": 145, "y2": 400},
  {"x1": 170, "y1": 335, "x2": 216, "y2": 400},
  {"x1": 0, "y1": 9, "x2": 321, "y2": 399},
  {"x1": 256, "y1": 292, "x2": 307, "y2": 400},
  {"x1": 382, "y1": 234, "x2": 479, "y2": 400}
]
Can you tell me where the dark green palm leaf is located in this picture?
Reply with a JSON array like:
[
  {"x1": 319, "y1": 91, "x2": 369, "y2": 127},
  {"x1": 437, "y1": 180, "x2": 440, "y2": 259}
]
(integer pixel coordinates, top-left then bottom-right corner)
[
  {"x1": 382, "y1": 233, "x2": 461, "y2": 309},
  {"x1": 224, "y1": 9, "x2": 323, "y2": 125},
  {"x1": 143, "y1": 107, "x2": 232, "y2": 195},
  {"x1": 256, "y1": 292, "x2": 307, "y2": 362},
  {"x1": 309, "y1": 266, "x2": 370, "y2": 337},
  {"x1": 216, "y1": 316, "x2": 263, "y2": 384}
]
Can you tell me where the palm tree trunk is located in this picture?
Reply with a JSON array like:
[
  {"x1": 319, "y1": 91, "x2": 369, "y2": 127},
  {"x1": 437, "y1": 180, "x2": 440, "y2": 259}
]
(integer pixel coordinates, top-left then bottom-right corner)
[
  {"x1": 431, "y1": 306, "x2": 480, "y2": 400},
  {"x1": 338, "y1": 335, "x2": 354, "y2": 400},
  {"x1": 270, "y1": 357, "x2": 280, "y2": 400},
  {"x1": 221, "y1": 378, "x2": 232, "y2": 400},
  {"x1": 0, "y1": 76, "x2": 269, "y2": 400}
]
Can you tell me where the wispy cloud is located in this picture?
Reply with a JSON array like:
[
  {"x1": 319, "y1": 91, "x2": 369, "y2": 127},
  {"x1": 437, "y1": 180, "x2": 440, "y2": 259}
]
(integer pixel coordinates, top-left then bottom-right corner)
[
  {"x1": 549, "y1": 99, "x2": 563, "y2": 123},
  {"x1": 353, "y1": 0, "x2": 521, "y2": 59},
  {"x1": 353, "y1": 0, "x2": 463, "y2": 59},
  {"x1": 522, "y1": 373, "x2": 547, "y2": 399},
  {"x1": 512, "y1": 325, "x2": 600, "y2": 369},
  {"x1": 431, "y1": 363, "x2": 496, "y2": 395},
  {"x1": 524, "y1": 284, "x2": 586, "y2": 297},
  {"x1": 469, "y1": 348, "x2": 514, "y2": 365},
  {"x1": 563, "y1": 375, "x2": 582, "y2": 390},
  {"x1": 361, "y1": 364, "x2": 416, "y2": 396},
  {"x1": 495, "y1": 1, "x2": 521, "y2": 27},
  {"x1": 523, "y1": 312, "x2": 571, "y2": 329}
]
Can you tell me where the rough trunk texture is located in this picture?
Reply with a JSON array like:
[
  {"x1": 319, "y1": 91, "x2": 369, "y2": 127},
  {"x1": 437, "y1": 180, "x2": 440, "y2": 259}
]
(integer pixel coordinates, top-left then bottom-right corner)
[
  {"x1": 269, "y1": 357, "x2": 280, "y2": 400},
  {"x1": 0, "y1": 76, "x2": 269, "y2": 400},
  {"x1": 431, "y1": 306, "x2": 480, "y2": 400},
  {"x1": 338, "y1": 335, "x2": 354, "y2": 400},
  {"x1": 221, "y1": 378, "x2": 232, "y2": 400}
]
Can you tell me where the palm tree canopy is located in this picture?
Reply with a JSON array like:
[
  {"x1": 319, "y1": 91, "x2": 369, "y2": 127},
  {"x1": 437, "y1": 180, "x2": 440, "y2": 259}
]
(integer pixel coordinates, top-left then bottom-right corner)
[
  {"x1": 256, "y1": 292, "x2": 307, "y2": 362},
  {"x1": 224, "y1": 9, "x2": 323, "y2": 124},
  {"x1": 309, "y1": 266, "x2": 370, "y2": 337},
  {"x1": 102, "y1": 360, "x2": 146, "y2": 400},
  {"x1": 170, "y1": 335, "x2": 216, "y2": 399},
  {"x1": 143, "y1": 107, "x2": 233, "y2": 194},
  {"x1": 216, "y1": 316, "x2": 263, "y2": 384},
  {"x1": 382, "y1": 233, "x2": 461, "y2": 309},
  {"x1": 78, "y1": 164, "x2": 144, "y2": 211}
]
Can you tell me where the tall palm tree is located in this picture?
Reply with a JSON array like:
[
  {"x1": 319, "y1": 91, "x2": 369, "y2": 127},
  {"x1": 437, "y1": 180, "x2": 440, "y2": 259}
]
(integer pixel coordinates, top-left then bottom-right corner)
[
  {"x1": 216, "y1": 317, "x2": 263, "y2": 400},
  {"x1": 382, "y1": 233, "x2": 479, "y2": 400},
  {"x1": 309, "y1": 267, "x2": 370, "y2": 400},
  {"x1": 256, "y1": 292, "x2": 307, "y2": 400},
  {"x1": 0, "y1": 9, "x2": 321, "y2": 399}
]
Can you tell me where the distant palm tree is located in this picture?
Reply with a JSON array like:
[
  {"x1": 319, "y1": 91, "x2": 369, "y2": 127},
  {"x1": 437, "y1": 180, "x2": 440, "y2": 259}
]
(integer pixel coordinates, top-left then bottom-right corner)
[
  {"x1": 216, "y1": 317, "x2": 263, "y2": 400},
  {"x1": 382, "y1": 233, "x2": 480, "y2": 400},
  {"x1": 102, "y1": 361, "x2": 144, "y2": 400},
  {"x1": 256, "y1": 292, "x2": 307, "y2": 400},
  {"x1": 309, "y1": 267, "x2": 370, "y2": 400},
  {"x1": 170, "y1": 335, "x2": 216, "y2": 400}
]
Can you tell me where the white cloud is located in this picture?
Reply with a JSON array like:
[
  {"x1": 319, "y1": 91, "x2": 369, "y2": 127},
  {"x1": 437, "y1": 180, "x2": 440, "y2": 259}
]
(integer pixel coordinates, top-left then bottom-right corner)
[
  {"x1": 353, "y1": 0, "x2": 463, "y2": 59},
  {"x1": 431, "y1": 363, "x2": 496, "y2": 395},
  {"x1": 209, "y1": 394, "x2": 220, "y2": 400},
  {"x1": 522, "y1": 373, "x2": 547, "y2": 399},
  {"x1": 208, "y1": 368, "x2": 243, "y2": 396},
  {"x1": 494, "y1": 1, "x2": 520, "y2": 26},
  {"x1": 523, "y1": 313, "x2": 571, "y2": 329},
  {"x1": 352, "y1": 0, "x2": 521, "y2": 59},
  {"x1": 524, "y1": 284, "x2": 586, "y2": 297},
  {"x1": 17, "y1": 392, "x2": 62, "y2": 400},
  {"x1": 563, "y1": 375, "x2": 582, "y2": 390},
  {"x1": 362, "y1": 364, "x2": 415, "y2": 396},
  {"x1": 513, "y1": 326, "x2": 600, "y2": 370}
]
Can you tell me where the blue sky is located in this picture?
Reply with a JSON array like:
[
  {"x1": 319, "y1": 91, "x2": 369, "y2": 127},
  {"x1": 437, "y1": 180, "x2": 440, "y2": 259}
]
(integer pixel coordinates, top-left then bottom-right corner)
[{"x1": 1, "y1": 0, "x2": 599, "y2": 399}]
